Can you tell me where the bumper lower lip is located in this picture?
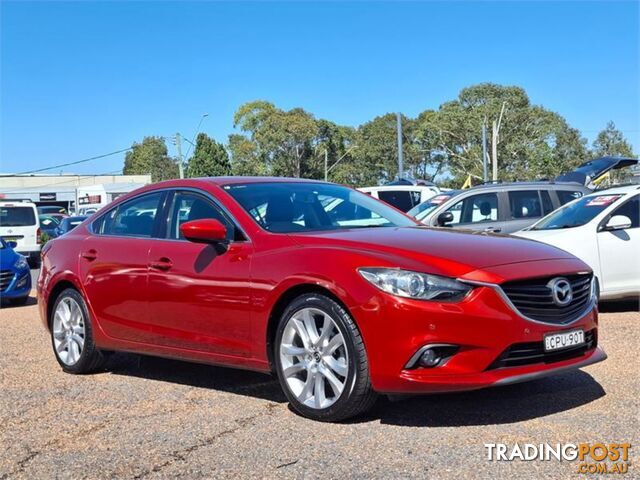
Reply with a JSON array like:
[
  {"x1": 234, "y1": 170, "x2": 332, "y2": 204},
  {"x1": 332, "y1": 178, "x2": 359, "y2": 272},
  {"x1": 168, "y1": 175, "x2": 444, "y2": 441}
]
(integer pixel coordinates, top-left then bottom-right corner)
[{"x1": 492, "y1": 347, "x2": 607, "y2": 387}]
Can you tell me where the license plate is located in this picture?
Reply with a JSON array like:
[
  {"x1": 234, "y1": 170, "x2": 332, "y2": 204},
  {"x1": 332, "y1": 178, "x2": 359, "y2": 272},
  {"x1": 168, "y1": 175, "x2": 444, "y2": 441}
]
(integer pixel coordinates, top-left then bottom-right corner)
[{"x1": 544, "y1": 329, "x2": 585, "y2": 352}]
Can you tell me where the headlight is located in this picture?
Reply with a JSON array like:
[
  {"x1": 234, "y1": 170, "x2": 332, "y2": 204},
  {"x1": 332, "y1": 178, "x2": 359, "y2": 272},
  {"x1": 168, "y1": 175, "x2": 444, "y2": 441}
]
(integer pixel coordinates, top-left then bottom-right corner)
[
  {"x1": 14, "y1": 256, "x2": 29, "y2": 270},
  {"x1": 358, "y1": 267, "x2": 472, "y2": 302}
]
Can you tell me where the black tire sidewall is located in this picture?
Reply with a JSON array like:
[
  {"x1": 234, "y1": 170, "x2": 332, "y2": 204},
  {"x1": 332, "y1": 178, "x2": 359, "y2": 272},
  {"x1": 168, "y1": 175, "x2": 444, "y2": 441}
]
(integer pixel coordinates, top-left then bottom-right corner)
[
  {"x1": 50, "y1": 288, "x2": 100, "y2": 374},
  {"x1": 274, "y1": 294, "x2": 363, "y2": 421}
]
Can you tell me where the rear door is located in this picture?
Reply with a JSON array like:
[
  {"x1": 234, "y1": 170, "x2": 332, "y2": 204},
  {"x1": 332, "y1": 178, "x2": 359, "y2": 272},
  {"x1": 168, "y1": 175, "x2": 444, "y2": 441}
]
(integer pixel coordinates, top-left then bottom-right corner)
[
  {"x1": 78, "y1": 191, "x2": 167, "y2": 344},
  {"x1": 596, "y1": 195, "x2": 640, "y2": 295}
]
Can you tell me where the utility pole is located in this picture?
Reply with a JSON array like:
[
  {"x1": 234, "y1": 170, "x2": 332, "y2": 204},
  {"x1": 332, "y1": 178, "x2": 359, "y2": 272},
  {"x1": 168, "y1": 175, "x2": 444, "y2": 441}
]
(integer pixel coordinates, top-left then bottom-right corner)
[
  {"x1": 396, "y1": 113, "x2": 404, "y2": 179},
  {"x1": 324, "y1": 149, "x2": 328, "y2": 182},
  {"x1": 491, "y1": 102, "x2": 507, "y2": 182},
  {"x1": 482, "y1": 121, "x2": 488, "y2": 183},
  {"x1": 175, "y1": 133, "x2": 185, "y2": 179}
]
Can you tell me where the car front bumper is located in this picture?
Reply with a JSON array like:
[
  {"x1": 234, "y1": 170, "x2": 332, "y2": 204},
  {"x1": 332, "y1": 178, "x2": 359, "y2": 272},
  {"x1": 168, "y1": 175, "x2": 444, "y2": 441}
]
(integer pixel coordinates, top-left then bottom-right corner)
[
  {"x1": 1, "y1": 269, "x2": 32, "y2": 299},
  {"x1": 352, "y1": 282, "x2": 603, "y2": 394}
]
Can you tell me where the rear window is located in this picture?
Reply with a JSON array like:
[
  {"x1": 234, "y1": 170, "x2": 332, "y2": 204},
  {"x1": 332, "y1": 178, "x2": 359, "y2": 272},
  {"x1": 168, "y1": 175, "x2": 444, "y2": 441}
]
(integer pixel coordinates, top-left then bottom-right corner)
[
  {"x1": 508, "y1": 190, "x2": 543, "y2": 219},
  {"x1": 377, "y1": 190, "x2": 421, "y2": 212},
  {"x1": 0, "y1": 206, "x2": 36, "y2": 226}
]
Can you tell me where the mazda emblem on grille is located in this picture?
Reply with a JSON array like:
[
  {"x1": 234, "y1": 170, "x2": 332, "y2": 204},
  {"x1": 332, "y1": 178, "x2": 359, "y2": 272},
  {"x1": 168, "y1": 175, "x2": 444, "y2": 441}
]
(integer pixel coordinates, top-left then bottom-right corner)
[{"x1": 548, "y1": 277, "x2": 573, "y2": 306}]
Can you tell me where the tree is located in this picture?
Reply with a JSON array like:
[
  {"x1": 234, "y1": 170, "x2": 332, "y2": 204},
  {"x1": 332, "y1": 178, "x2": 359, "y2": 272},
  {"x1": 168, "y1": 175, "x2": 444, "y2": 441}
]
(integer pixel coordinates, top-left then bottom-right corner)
[
  {"x1": 186, "y1": 133, "x2": 231, "y2": 178},
  {"x1": 414, "y1": 83, "x2": 587, "y2": 186},
  {"x1": 592, "y1": 121, "x2": 635, "y2": 158},
  {"x1": 123, "y1": 136, "x2": 179, "y2": 182}
]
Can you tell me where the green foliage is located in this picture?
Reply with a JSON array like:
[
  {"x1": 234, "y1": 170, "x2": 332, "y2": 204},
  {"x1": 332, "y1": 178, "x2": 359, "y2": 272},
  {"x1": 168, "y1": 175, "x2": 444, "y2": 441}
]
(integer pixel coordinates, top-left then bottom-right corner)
[
  {"x1": 592, "y1": 121, "x2": 635, "y2": 158},
  {"x1": 123, "y1": 136, "x2": 179, "y2": 182},
  {"x1": 186, "y1": 133, "x2": 231, "y2": 178}
]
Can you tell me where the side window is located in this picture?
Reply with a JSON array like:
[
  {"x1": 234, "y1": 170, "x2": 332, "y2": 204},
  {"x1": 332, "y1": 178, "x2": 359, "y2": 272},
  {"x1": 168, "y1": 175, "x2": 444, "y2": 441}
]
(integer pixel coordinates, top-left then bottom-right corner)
[
  {"x1": 168, "y1": 191, "x2": 235, "y2": 241},
  {"x1": 557, "y1": 190, "x2": 583, "y2": 206},
  {"x1": 377, "y1": 190, "x2": 419, "y2": 212},
  {"x1": 540, "y1": 190, "x2": 554, "y2": 215},
  {"x1": 446, "y1": 193, "x2": 498, "y2": 225},
  {"x1": 609, "y1": 196, "x2": 639, "y2": 228},
  {"x1": 509, "y1": 190, "x2": 543, "y2": 219},
  {"x1": 99, "y1": 192, "x2": 163, "y2": 237}
]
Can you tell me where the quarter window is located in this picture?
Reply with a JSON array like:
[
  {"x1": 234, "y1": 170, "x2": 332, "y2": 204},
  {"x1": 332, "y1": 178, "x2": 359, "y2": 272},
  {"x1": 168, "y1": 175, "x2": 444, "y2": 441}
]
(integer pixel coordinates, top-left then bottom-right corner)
[
  {"x1": 509, "y1": 191, "x2": 543, "y2": 219},
  {"x1": 97, "y1": 192, "x2": 163, "y2": 237},
  {"x1": 445, "y1": 193, "x2": 498, "y2": 225},
  {"x1": 557, "y1": 190, "x2": 583, "y2": 205}
]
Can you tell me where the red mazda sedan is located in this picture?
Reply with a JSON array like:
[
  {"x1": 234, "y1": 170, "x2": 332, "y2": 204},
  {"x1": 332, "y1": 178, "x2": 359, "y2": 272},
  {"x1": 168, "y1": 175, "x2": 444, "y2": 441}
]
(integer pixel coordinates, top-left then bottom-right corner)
[{"x1": 38, "y1": 178, "x2": 606, "y2": 421}]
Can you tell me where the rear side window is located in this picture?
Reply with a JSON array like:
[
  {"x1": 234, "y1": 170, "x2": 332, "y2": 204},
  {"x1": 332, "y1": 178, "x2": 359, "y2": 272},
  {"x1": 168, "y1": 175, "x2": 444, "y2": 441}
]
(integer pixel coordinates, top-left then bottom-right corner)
[
  {"x1": 95, "y1": 193, "x2": 163, "y2": 237},
  {"x1": 377, "y1": 190, "x2": 421, "y2": 212},
  {"x1": 0, "y1": 206, "x2": 36, "y2": 226},
  {"x1": 509, "y1": 191, "x2": 543, "y2": 219},
  {"x1": 557, "y1": 190, "x2": 583, "y2": 205}
]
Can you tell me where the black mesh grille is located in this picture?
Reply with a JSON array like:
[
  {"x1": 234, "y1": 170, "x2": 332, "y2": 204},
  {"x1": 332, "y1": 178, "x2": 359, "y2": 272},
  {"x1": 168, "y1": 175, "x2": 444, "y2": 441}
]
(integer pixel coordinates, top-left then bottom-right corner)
[
  {"x1": 487, "y1": 329, "x2": 597, "y2": 370},
  {"x1": 501, "y1": 273, "x2": 593, "y2": 324},
  {"x1": 0, "y1": 270, "x2": 14, "y2": 292}
]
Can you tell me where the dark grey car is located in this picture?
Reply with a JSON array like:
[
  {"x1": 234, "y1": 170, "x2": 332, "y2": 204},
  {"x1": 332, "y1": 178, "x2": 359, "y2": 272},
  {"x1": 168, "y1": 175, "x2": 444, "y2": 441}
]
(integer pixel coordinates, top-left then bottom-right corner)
[{"x1": 408, "y1": 182, "x2": 590, "y2": 233}]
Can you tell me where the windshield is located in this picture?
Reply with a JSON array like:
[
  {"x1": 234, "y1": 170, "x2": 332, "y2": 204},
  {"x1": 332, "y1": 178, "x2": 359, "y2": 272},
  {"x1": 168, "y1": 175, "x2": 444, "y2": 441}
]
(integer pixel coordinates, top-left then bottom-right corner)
[
  {"x1": 0, "y1": 206, "x2": 36, "y2": 227},
  {"x1": 225, "y1": 182, "x2": 417, "y2": 233},
  {"x1": 407, "y1": 193, "x2": 458, "y2": 221},
  {"x1": 531, "y1": 194, "x2": 624, "y2": 230}
]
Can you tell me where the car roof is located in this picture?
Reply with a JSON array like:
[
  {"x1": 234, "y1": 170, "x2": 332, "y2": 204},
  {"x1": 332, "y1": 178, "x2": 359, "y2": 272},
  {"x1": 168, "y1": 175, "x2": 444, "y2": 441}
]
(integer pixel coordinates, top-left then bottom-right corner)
[
  {"x1": 359, "y1": 185, "x2": 439, "y2": 192},
  {"x1": 464, "y1": 180, "x2": 587, "y2": 191},
  {"x1": 200, "y1": 176, "x2": 327, "y2": 186}
]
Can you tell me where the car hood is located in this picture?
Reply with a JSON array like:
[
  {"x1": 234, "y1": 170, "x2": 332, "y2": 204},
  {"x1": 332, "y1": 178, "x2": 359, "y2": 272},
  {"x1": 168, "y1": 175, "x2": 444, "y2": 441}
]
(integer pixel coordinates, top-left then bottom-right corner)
[{"x1": 288, "y1": 226, "x2": 576, "y2": 276}]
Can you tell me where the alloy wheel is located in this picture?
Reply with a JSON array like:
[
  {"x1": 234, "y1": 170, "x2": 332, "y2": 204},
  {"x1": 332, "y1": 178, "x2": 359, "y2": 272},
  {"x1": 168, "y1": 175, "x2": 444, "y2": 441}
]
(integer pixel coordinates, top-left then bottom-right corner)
[
  {"x1": 52, "y1": 297, "x2": 86, "y2": 366},
  {"x1": 279, "y1": 307, "x2": 349, "y2": 409}
]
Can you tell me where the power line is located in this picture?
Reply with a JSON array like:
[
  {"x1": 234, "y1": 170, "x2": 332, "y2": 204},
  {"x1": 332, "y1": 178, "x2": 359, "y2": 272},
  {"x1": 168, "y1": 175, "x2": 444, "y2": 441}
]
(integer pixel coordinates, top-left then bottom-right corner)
[{"x1": 11, "y1": 148, "x2": 133, "y2": 175}]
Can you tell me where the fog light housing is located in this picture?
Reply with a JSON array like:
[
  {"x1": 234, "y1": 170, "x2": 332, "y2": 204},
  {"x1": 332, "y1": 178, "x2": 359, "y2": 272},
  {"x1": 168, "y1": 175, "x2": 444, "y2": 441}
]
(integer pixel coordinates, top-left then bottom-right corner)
[
  {"x1": 405, "y1": 344, "x2": 459, "y2": 369},
  {"x1": 16, "y1": 274, "x2": 28, "y2": 288}
]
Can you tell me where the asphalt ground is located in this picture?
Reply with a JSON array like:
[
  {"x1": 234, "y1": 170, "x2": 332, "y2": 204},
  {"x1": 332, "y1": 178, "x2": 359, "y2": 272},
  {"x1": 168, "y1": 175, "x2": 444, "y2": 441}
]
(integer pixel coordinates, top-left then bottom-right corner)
[{"x1": 1, "y1": 280, "x2": 638, "y2": 479}]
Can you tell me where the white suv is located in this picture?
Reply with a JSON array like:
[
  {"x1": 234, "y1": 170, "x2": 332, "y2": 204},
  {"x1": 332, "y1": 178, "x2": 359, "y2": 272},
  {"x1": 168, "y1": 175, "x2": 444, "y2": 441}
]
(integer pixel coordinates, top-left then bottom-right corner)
[{"x1": 0, "y1": 200, "x2": 41, "y2": 267}]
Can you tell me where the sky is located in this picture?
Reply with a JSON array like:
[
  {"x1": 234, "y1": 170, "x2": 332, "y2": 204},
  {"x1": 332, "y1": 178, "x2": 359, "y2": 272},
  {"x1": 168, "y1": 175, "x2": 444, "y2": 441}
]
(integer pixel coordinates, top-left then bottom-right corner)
[{"x1": 1, "y1": 1, "x2": 638, "y2": 175}]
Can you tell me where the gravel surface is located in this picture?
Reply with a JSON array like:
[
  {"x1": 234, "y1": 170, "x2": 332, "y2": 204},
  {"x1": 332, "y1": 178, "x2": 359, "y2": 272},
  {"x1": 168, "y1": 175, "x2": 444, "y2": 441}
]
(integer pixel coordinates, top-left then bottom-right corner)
[{"x1": 1, "y1": 293, "x2": 638, "y2": 479}]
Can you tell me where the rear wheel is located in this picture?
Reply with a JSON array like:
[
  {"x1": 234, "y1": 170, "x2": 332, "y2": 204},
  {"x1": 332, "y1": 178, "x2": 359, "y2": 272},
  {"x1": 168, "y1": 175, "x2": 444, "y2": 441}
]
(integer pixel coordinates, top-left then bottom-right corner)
[
  {"x1": 50, "y1": 288, "x2": 105, "y2": 373},
  {"x1": 274, "y1": 293, "x2": 376, "y2": 422}
]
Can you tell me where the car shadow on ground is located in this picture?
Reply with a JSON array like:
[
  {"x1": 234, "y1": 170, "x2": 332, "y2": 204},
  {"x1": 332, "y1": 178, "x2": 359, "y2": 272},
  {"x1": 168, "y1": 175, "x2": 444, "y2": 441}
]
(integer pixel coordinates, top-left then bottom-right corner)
[
  {"x1": 599, "y1": 299, "x2": 639, "y2": 313},
  {"x1": 0, "y1": 295, "x2": 38, "y2": 308},
  {"x1": 106, "y1": 352, "x2": 605, "y2": 427}
]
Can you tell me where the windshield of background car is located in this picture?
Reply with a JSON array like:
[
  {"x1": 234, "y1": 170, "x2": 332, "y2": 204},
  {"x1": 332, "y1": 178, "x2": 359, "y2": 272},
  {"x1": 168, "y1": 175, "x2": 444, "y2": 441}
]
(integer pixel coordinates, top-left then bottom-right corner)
[
  {"x1": 531, "y1": 194, "x2": 624, "y2": 230},
  {"x1": 407, "y1": 193, "x2": 458, "y2": 221},
  {"x1": 0, "y1": 206, "x2": 36, "y2": 227},
  {"x1": 225, "y1": 182, "x2": 417, "y2": 233}
]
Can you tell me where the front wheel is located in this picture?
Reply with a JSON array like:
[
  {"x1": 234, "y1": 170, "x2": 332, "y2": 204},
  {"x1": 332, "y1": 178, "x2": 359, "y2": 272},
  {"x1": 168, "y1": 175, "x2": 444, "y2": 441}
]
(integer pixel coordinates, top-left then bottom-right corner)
[
  {"x1": 274, "y1": 293, "x2": 377, "y2": 422},
  {"x1": 50, "y1": 288, "x2": 105, "y2": 373}
]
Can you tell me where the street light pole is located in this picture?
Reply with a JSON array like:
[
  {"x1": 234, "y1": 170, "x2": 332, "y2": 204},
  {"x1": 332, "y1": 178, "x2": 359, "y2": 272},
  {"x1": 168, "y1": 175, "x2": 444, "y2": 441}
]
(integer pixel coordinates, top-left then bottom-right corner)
[
  {"x1": 324, "y1": 149, "x2": 328, "y2": 182},
  {"x1": 175, "y1": 133, "x2": 184, "y2": 179},
  {"x1": 396, "y1": 113, "x2": 404, "y2": 179}
]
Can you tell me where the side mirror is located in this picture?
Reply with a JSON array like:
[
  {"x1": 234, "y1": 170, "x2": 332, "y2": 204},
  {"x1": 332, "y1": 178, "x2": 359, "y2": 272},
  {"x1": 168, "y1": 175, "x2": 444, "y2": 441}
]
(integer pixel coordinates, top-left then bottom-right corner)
[
  {"x1": 180, "y1": 219, "x2": 227, "y2": 244},
  {"x1": 437, "y1": 211, "x2": 454, "y2": 227},
  {"x1": 6, "y1": 241, "x2": 18, "y2": 249},
  {"x1": 602, "y1": 215, "x2": 632, "y2": 231}
]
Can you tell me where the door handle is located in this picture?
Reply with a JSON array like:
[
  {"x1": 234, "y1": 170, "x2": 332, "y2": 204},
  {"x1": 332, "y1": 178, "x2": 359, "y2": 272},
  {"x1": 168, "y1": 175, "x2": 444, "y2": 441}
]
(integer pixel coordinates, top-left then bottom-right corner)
[
  {"x1": 81, "y1": 249, "x2": 97, "y2": 261},
  {"x1": 483, "y1": 227, "x2": 502, "y2": 233},
  {"x1": 149, "y1": 258, "x2": 173, "y2": 271}
]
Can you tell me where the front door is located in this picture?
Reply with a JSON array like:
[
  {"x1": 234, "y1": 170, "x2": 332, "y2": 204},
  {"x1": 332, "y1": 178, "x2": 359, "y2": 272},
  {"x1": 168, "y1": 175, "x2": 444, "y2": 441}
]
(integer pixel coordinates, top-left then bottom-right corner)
[
  {"x1": 597, "y1": 195, "x2": 640, "y2": 295},
  {"x1": 147, "y1": 190, "x2": 254, "y2": 356}
]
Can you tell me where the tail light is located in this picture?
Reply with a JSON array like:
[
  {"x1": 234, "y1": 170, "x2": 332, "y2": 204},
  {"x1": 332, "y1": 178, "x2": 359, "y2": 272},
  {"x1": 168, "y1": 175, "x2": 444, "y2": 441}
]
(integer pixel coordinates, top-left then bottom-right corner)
[{"x1": 37, "y1": 227, "x2": 42, "y2": 244}]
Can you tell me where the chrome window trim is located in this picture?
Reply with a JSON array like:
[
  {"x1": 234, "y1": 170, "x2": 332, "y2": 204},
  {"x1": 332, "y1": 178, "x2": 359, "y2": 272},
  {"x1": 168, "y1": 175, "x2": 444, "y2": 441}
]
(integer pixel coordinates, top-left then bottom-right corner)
[
  {"x1": 458, "y1": 275, "x2": 596, "y2": 326},
  {"x1": 89, "y1": 186, "x2": 251, "y2": 244}
]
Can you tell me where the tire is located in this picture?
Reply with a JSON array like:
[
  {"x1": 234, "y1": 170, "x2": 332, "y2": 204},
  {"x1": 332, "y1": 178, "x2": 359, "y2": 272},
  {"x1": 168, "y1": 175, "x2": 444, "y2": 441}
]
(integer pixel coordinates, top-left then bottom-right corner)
[
  {"x1": 274, "y1": 293, "x2": 377, "y2": 422},
  {"x1": 50, "y1": 288, "x2": 105, "y2": 374}
]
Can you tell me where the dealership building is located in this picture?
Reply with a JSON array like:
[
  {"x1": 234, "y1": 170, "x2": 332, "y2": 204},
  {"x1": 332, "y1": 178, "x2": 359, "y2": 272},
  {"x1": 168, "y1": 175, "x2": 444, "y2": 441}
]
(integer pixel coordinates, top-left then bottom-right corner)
[{"x1": 0, "y1": 173, "x2": 152, "y2": 213}]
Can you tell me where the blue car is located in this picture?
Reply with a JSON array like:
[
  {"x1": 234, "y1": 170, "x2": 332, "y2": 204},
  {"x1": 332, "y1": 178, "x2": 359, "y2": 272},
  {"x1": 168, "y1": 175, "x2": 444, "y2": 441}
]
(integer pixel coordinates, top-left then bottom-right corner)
[{"x1": 0, "y1": 237, "x2": 32, "y2": 305}]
